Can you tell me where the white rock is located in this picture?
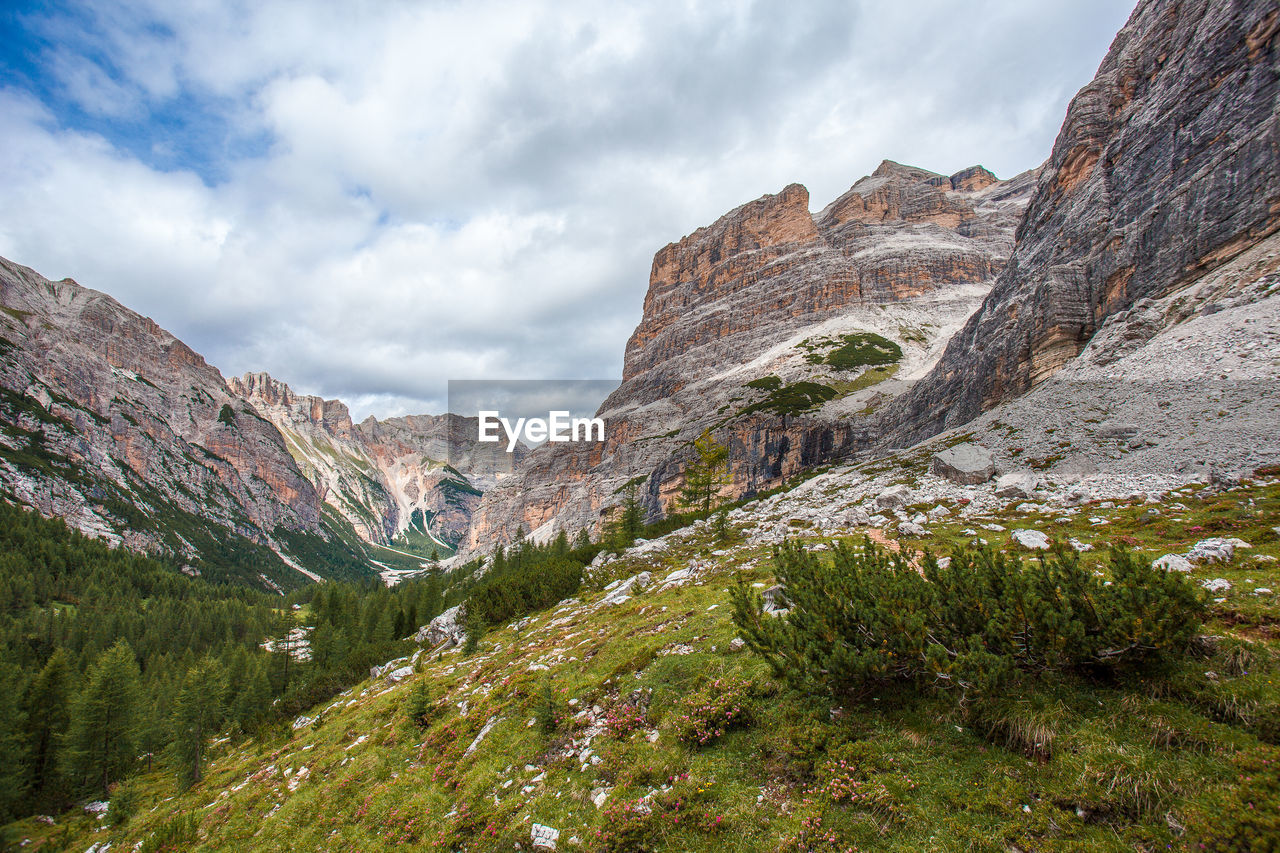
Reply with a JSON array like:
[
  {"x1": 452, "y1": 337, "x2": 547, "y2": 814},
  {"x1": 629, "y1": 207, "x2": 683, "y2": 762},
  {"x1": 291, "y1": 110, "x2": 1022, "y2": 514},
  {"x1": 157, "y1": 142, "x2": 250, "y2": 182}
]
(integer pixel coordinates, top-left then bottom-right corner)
[
  {"x1": 414, "y1": 604, "x2": 467, "y2": 648},
  {"x1": 927, "y1": 504, "x2": 951, "y2": 519},
  {"x1": 898, "y1": 522, "x2": 927, "y2": 537},
  {"x1": 1201, "y1": 578, "x2": 1231, "y2": 593},
  {"x1": 995, "y1": 471, "x2": 1040, "y2": 499},
  {"x1": 1187, "y1": 538, "x2": 1236, "y2": 564},
  {"x1": 602, "y1": 572, "x2": 652, "y2": 606},
  {"x1": 929, "y1": 443, "x2": 995, "y2": 485},
  {"x1": 385, "y1": 666, "x2": 414, "y2": 683},
  {"x1": 531, "y1": 823, "x2": 560, "y2": 849},
  {"x1": 875, "y1": 484, "x2": 912, "y2": 509},
  {"x1": 1011, "y1": 529, "x2": 1051, "y2": 550},
  {"x1": 1153, "y1": 554, "x2": 1193, "y2": 573},
  {"x1": 1069, "y1": 538, "x2": 1094, "y2": 553}
]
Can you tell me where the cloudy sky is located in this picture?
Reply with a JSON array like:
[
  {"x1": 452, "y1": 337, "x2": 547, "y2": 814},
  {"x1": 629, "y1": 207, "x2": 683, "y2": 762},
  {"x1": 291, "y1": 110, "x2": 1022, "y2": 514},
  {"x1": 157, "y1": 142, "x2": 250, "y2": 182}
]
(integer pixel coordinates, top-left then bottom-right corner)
[{"x1": 0, "y1": 0, "x2": 1136, "y2": 420}]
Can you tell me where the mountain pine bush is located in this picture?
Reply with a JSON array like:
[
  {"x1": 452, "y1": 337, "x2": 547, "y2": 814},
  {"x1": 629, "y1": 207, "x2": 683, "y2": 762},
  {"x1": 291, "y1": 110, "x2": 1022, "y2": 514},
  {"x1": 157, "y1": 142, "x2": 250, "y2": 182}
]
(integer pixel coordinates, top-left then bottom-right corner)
[{"x1": 731, "y1": 540, "x2": 1205, "y2": 699}]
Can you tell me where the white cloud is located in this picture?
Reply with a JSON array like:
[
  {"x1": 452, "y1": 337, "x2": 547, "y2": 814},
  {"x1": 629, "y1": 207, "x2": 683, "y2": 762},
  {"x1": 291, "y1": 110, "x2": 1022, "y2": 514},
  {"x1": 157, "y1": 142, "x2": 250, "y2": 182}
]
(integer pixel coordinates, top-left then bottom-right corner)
[{"x1": 0, "y1": 0, "x2": 1137, "y2": 420}]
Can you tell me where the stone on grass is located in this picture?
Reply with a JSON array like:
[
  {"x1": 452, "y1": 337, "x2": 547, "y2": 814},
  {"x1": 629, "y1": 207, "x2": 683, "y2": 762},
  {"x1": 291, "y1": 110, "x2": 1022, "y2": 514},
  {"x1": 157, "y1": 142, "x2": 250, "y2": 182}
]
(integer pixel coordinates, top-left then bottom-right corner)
[
  {"x1": 929, "y1": 443, "x2": 995, "y2": 485},
  {"x1": 532, "y1": 823, "x2": 560, "y2": 850},
  {"x1": 1187, "y1": 538, "x2": 1236, "y2": 564},
  {"x1": 1011, "y1": 529, "x2": 1051, "y2": 550},
  {"x1": 1153, "y1": 554, "x2": 1193, "y2": 573},
  {"x1": 1201, "y1": 578, "x2": 1231, "y2": 593},
  {"x1": 898, "y1": 522, "x2": 927, "y2": 538}
]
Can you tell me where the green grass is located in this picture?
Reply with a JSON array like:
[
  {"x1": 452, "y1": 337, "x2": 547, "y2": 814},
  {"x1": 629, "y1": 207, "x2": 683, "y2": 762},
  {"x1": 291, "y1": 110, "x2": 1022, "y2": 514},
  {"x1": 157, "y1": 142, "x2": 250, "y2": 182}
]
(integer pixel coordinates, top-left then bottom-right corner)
[
  {"x1": 739, "y1": 381, "x2": 839, "y2": 417},
  {"x1": 11, "y1": 479, "x2": 1280, "y2": 852},
  {"x1": 801, "y1": 331, "x2": 903, "y2": 371}
]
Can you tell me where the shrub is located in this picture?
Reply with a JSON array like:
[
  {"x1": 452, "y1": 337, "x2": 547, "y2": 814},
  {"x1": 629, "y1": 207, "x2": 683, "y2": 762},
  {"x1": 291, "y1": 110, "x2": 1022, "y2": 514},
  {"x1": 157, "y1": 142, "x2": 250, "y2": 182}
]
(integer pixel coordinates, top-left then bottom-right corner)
[
  {"x1": 671, "y1": 678, "x2": 752, "y2": 747},
  {"x1": 731, "y1": 540, "x2": 1205, "y2": 699}
]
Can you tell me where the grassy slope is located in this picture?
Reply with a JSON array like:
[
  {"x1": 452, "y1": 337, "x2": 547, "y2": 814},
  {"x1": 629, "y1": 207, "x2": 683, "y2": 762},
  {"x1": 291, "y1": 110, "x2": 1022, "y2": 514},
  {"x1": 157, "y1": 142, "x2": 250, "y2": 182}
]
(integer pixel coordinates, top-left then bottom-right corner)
[{"x1": 11, "y1": 478, "x2": 1280, "y2": 852}]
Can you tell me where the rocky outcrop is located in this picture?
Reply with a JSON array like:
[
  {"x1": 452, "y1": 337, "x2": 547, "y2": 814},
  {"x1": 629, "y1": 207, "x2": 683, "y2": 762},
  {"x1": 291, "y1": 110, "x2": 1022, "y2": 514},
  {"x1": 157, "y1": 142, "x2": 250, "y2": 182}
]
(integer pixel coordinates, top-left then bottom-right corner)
[
  {"x1": 230, "y1": 372, "x2": 526, "y2": 549},
  {"x1": 0, "y1": 257, "x2": 326, "y2": 582},
  {"x1": 463, "y1": 161, "x2": 1038, "y2": 556},
  {"x1": 888, "y1": 0, "x2": 1280, "y2": 445}
]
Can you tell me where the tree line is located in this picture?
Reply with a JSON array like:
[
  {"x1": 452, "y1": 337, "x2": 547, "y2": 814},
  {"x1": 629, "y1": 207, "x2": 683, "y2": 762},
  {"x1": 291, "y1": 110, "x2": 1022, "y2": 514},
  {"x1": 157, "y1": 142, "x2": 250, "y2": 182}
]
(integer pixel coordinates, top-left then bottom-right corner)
[{"x1": 0, "y1": 500, "x2": 453, "y2": 823}]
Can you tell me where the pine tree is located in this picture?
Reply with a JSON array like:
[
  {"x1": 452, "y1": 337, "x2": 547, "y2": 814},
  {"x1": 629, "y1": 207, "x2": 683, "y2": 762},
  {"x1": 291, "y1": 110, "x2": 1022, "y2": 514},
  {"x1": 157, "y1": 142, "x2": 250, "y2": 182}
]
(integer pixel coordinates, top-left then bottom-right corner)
[
  {"x1": 679, "y1": 429, "x2": 730, "y2": 513},
  {"x1": 0, "y1": 662, "x2": 29, "y2": 823},
  {"x1": 232, "y1": 658, "x2": 271, "y2": 735},
  {"x1": 170, "y1": 657, "x2": 228, "y2": 788},
  {"x1": 23, "y1": 648, "x2": 72, "y2": 807},
  {"x1": 64, "y1": 640, "x2": 142, "y2": 797},
  {"x1": 605, "y1": 484, "x2": 646, "y2": 551}
]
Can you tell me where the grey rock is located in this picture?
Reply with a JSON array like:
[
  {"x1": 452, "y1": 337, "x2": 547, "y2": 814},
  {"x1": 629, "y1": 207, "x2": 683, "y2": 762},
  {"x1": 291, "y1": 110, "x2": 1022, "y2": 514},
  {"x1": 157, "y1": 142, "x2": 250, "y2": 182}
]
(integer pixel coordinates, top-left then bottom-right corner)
[
  {"x1": 1187, "y1": 538, "x2": 1236, "y2": 564},
  {"x1": 875, "y1": 484, "x2": 913, "y2": 509},
  {"x1": 995, "y1": 471, "x2": 1040, "y2": 499},
  {"x1": 898, "y1": 522, "x2": 927, "y2": 537},
  {"x1": 1153, "y1": 554, "x2": 1193, "y2": 573},
  {"x1": 929, "y1": 442, "x2": 995, "y2": 485},
  {"x1": 1011, "y1": 529, "x2": 1051, "y2": 550},
  {"x1": 762, "y1": 584, "x2": 791, "y2": 616},
  {"x1": 415, "y1": 604, "x2": 467, "y2": 648}
]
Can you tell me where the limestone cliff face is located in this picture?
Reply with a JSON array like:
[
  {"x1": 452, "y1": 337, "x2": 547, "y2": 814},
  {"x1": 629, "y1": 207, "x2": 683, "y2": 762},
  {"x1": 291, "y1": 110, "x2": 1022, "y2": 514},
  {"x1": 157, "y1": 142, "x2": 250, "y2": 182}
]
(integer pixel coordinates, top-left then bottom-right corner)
[
  {"x1": 0, "y1": 258, "x2": 323, "y2": 569},
  {"x1": 462, "y1": 162, "x2": 1038, "y2": 556},
  {"x1": 888, "y1": 0, "x2": 1280, "y2": 444},
  {"x1": 229, "y1": 372, "x2": 525, "y2": 550}
]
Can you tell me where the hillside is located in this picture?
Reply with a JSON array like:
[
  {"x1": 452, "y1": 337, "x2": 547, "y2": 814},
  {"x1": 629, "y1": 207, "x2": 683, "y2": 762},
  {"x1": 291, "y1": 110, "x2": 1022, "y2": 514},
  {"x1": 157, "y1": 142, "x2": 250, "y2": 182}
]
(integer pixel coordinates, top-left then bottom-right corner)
[{"x1": 15, "y1": 454, "x2": 1280, "y2": 851}]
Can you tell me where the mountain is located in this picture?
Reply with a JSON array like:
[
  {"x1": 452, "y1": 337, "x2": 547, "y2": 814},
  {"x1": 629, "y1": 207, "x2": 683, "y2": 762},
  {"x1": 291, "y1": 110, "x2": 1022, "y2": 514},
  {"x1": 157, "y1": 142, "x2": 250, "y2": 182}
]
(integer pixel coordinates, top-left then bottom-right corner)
[
  {"x1": 465, "y1": 0, "x2": 1280, "y2": 560},
  {"x1": 230, "y1": 372, "x2": 525, "y2": 561},
  {"x1": 0, "y1": 261, "x2": 520, "y2": 590},
  {"x1": 0, "y1": 258, "x2": 344, "y2": 589},
  {"x1": 463, "y1": 162, "x2": 1039, "y2": 555},
  {"x1": 887, "y1": 0, "x2": 1280, "y2": 447}
]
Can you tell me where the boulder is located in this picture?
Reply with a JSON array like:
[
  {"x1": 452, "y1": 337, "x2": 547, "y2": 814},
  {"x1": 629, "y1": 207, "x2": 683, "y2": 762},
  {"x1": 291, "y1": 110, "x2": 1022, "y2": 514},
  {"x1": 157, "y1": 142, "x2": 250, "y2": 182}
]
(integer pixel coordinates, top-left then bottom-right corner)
[
  {"x1": 385, "y1": 666, "x2": 414, "y2": 683},
  {"x1": 762, "y1": 584, "x2": 791, "y2": 616},
  {"x1": 414, "y1": 604, "x2": 467, "y2": 648},
  {"x1": 995, "y1": 471, "x2": 1040, "y2": 499},
  {"x1": 1201, "y1": 578, "x2": 1231, "y2": 593},
  {"x1": 1153, "y1": 554, "x2": 1193, "y2": 573},
  {"x1": 875, "y1": 484, "x2": 913, "y2": 509},
  {"x1": 929, "y1": 443, "x2": 995, "y2": 485},
  {"x1": 1187, "y1": 538, "x2": 1236, "y2": 564},
  {"x1": 845, "y1": 507, "x2": 871, "y2": 526},
  {"x1": 532, "y1": 823, "x2": 560, "y2": 850},
  {"x1": 602, "y1": 572, "x2": 652, "y2": 606},
  {"x1": 898, "y1": 522, "x2": 927, "y2": 538},
  {"x1": 1011, "y1": 529, "x2": 1050, "y2": 550}
]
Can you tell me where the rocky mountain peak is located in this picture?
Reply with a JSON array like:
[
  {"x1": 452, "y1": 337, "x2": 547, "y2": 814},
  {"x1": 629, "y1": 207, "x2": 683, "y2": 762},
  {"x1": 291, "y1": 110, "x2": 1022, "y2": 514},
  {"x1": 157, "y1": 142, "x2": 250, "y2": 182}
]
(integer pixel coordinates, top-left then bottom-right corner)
[{"x1": 230, "y1": 371, "x2": 356, "y2": 440}]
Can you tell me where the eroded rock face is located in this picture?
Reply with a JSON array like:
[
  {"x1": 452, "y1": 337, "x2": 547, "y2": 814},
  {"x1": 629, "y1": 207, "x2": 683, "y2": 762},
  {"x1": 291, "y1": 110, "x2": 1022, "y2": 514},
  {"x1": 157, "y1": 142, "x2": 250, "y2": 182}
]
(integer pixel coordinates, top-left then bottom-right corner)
[
  {"x1": 0, "y1": 257, "x2": 323, "y2": 566},
  {"x1": 230, "y1": 371, "x2": 525, "y2": 548},
  {"x1": 463, "y1": 162, "x2": 1037, "y2": 556},
  {"x1": 887, "y1": 0, "x2": 1280, "y2": 445}
]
